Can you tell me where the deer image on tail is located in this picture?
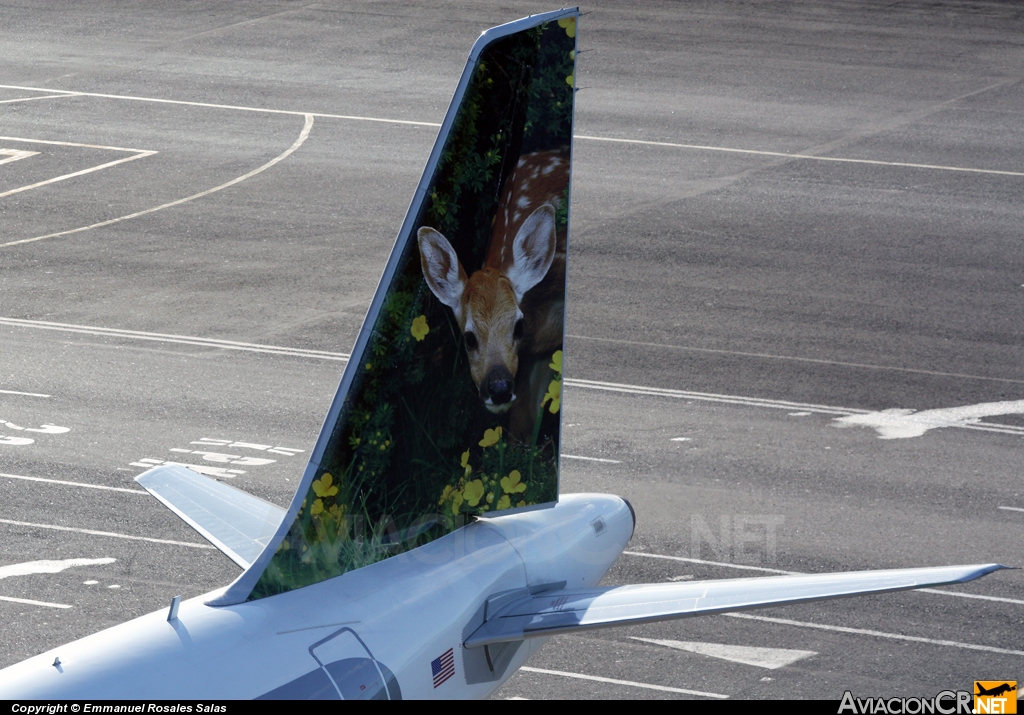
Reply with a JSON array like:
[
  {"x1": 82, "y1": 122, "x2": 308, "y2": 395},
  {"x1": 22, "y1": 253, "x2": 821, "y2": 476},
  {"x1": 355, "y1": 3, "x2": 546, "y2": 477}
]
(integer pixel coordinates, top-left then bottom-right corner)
[{"x1": 417, "y1": 149, "x2": 569, "y2": 441}]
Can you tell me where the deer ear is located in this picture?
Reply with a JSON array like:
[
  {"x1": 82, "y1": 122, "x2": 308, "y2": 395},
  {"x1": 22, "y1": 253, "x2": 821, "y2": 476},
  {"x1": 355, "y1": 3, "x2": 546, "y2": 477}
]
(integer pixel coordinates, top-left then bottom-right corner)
[
  {"x1": 506, "y1": 204, "x2": 556, "y2": 301},
  {"x1": 417, "y1": 227, "x2": 467, "y2": 316}
]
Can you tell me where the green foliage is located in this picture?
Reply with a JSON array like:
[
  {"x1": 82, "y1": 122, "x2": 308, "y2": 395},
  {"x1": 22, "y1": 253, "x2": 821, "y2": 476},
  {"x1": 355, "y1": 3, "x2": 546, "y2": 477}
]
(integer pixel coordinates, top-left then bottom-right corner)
[{"x1": 251, "y1": 17, "x2": 578, "y2": 600}]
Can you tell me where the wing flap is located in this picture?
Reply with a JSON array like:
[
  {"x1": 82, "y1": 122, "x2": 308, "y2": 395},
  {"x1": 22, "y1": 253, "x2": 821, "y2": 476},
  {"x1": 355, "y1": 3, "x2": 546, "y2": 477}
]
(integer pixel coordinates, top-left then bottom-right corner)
[
  {"x1": 136, "y1": 465, "x2": 286, "y2": 568},
  {"x1": 465, "y1": 564, "x2": 1008, "y2": 647}
]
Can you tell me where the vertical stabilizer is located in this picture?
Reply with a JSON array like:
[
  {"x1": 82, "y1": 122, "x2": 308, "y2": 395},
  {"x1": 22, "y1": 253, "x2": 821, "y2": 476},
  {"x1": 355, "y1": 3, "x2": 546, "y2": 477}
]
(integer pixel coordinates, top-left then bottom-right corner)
[{"x1": 212, "y1": 9, "x2": 580, "y2": 604}]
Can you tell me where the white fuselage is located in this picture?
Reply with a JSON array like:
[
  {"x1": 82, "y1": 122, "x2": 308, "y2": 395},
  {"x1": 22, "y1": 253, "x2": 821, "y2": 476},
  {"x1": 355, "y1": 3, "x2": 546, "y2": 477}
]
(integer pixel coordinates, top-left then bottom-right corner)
[{"x1": 0, "y1": 493, "x2": 633, "y2": 700}]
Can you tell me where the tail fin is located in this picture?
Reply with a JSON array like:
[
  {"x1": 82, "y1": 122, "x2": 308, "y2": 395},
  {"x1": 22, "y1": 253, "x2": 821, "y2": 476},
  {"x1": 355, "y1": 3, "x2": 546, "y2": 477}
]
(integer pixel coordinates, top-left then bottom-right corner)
[{"x1": 212, "y1": 9, "x2": 580, "y2": 605}]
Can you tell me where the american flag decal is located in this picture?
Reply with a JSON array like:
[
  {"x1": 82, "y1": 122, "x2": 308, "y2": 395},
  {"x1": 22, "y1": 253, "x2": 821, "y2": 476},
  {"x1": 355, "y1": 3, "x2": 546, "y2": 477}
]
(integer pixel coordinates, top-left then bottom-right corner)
[{"x1": 431, "y1": 647, "x2": 455, "y2": 688}]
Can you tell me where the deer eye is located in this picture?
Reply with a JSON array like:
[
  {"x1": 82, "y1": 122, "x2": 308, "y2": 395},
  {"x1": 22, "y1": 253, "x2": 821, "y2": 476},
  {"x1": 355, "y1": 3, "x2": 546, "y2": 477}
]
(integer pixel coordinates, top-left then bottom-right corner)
[
  {"x1": 513, "y1": 318, "x2": 524, "y2": 340},
  {"x1": 464, "y1": 331, "x2": 478, "y2": 351}
]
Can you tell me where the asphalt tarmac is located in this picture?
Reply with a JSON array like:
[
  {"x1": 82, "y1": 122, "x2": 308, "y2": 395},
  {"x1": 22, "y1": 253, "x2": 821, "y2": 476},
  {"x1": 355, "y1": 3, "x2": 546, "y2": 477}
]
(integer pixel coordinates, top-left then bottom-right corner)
[{"x1": 1, "y1": 0, "x2": 1022, "y2": 700}]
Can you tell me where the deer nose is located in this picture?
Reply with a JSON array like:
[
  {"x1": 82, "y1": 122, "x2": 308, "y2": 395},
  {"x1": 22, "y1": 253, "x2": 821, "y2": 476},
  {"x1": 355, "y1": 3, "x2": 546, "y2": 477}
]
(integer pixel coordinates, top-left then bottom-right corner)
[{"x1": 483, "y1": 368, "x2": 516, "y2": 405}]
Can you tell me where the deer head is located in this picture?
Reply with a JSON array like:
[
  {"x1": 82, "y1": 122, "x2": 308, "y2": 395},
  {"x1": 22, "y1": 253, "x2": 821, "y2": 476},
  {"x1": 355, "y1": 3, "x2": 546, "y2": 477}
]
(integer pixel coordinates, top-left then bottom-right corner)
[{"x1": 417, "y1": 203, "x2": 557, "y2": 413}]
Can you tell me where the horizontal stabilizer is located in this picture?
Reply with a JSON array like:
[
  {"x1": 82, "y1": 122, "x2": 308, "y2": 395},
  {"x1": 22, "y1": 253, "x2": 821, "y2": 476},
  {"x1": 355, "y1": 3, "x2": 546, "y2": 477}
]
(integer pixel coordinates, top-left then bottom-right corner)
[
  {"x1": 465, "y1": 564, "x2": 1008, "y2": 647},
  {"x1": 136, "y1": 465, "x2": 286, "y2": 569}
]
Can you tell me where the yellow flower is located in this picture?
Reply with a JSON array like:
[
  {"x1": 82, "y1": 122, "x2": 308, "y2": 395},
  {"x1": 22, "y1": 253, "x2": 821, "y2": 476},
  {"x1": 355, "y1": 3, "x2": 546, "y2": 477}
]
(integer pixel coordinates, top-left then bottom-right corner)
[
  {"x1": 311, "y1": 498, "x2": 324, "y2": 516},
  {"x1": 542, "y1": 378, "x2": 562, "y2": 414},
  {"x1": 486, "y1": 492, "x2": 494, "y2": 504},
  {"x1": 558, "y1": 16, "x2": 576, "y2": 38},
  {"x1": 411, "y1": 315, "x2": 430, "y2": 341},
  {"x1": 312, "y1": 473, "x2": 339, "y2": 498},
  {"x1": 517, "y1": 500, "x2": 527, "y2": 508},
  {"x1": 464, "y1": 479, "x2": 485, "y2": 507},
  {"x1": 451, "y1": 490, "x2": 464, "y2": 515},
  {"x1": 460, "y1": 449, "x2": 473, "y2": 477},
  {"x1": 566, "y1": 73, "x2": 574, "y2": 88},
  {"x1": 496, "y1": 495, "x2": 511, "y2": 511},
  {"x1": 440, "y1": 484, "x2": 453, "y2": 505},
  {"x1": 570, "y1": 50, "x2": 576, "y2": 60},
  {"x1": 549, "y1": 350, "x2": 563, "y2": 374},
  {"x1": 500, "y1": 470, "x2": 527, "y2": 494},
  {"x1": 479, "y1": 426, "x2": 502, "y2": 447}
]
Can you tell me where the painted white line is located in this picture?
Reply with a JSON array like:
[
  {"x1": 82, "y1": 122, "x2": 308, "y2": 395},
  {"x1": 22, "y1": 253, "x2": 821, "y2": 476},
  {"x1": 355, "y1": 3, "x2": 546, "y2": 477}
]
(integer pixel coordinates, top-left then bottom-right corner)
[
  {"x1": 0, "y1": 151, "x2": 156, "y2": 199},
  {"x1": 562, "y1": 454, "x2": 622, "y2": 464},
  {"x1": 630, "y1": 637, "x2": 817, "y2": 669},
  {"x1": 0, "y1": 421, "x2": 69, "y2": 434},
  {"x1": 623, "y1": 551, "x2": 1024, "y2": 606},
  {"x1": 0, "y1": 84, "x2": 441, "y2": 128},
  {"x1": 998, "y1": 506, "x2": 1024, "y2": 513},
  {"x1": 0, "y1": 114, "x2": 314, "y2": 249},
  {"x1": 0, "y1": 389, "x2": 50, "y2": 398},
  {"x1": 0, "y1": 518, "x2": 216, "y2": 549},
  {"x1": 0, "y1": 557, "x2": 115, "y2": 580},
  {"x1": 3, "y1": 84, "x2": 1021, "y2": 178},
  {"x1": 834, "y1": 400, "x2": 1024, "y2": 439},
  {"x1": 0, "y1": 135, "x2": 153, "y2": 153},
  {"x1": 518, "y1": 666, "x2": 729, "y2": 699},
  {"x1": 575, "y1": 134, "x2": 1024, "y2": 178},
  {"x1": 568, "y1": 378, "x2": 866, "y2": 416},
  {"x1": 2, "y1": 319, "x2": 1020, "y2": 441},
  {"x1": 723, "y1": 612, "x2": 1024, "y2": 657},
  {"x1": 130, "y1": 458, "x2": 243, "y2": 477},
  {"x1": 567, "y1": 334, "x2": 1024, "y2": 387},
  {"x1": 624, "y1": 551, "x2": 795, "y2": 575},
  {"x1": 0, "y1": 317, "x2": 349, "y2": 360},
  {"x1": 914, "y1": 588, "x2": 1024, "y2": 605},
  {"x1": 0, "y1": 93, "x2": 81, "y2": 105},
  {"x1": 0, "y1": 595, "x2": 72, "y2": 609},
  {"x1": 0, "y1": 149, "x2": 39, "y2": 166},
  {"x1": 568, "y1": 378, "x2": 1024, "y2": 437},
  {"x1": 0, "y1": 472, "x2": 147, "y2": 495}
]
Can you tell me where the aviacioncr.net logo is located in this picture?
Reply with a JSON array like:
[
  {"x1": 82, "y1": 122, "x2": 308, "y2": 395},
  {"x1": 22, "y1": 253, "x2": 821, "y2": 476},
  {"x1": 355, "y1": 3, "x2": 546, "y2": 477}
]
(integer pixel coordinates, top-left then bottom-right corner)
[
  {"x1": 838, "y1": 690, "x2": 973, "y2": 714},
  {"x1": 974, "y1": 681, "x2": 1017, "y2": 714}
]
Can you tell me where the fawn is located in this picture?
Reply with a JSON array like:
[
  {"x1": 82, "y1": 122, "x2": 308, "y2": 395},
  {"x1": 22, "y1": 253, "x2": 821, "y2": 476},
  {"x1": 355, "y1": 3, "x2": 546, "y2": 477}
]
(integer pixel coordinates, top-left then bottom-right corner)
[{"x1": 417, "y1": 149, "x2": 568, "y2": 440}]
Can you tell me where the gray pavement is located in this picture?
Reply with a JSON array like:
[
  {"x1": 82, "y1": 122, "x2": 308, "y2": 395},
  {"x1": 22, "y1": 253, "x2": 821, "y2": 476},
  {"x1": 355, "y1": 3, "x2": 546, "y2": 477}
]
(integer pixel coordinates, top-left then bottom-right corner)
[{"x1": 1, "y1": 0, "x2": 1022, "y2": 700}]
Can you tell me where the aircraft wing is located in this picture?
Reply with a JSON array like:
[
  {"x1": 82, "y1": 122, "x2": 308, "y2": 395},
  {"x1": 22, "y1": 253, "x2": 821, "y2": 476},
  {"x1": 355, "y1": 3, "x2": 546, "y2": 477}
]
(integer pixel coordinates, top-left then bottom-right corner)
[
  {"x1": 136, "y1": 464, "x2": 286, "y2": 568},
  {"x1": 465, "y1": 563, "x2": 1007, "y2": 647}
]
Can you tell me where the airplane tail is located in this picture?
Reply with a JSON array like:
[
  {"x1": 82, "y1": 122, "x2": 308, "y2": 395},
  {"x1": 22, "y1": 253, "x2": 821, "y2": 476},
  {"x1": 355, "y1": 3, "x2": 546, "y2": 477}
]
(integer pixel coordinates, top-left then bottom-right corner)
[{"x1": 193, "y1": 9, "x2": 582, "y2": 604}]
